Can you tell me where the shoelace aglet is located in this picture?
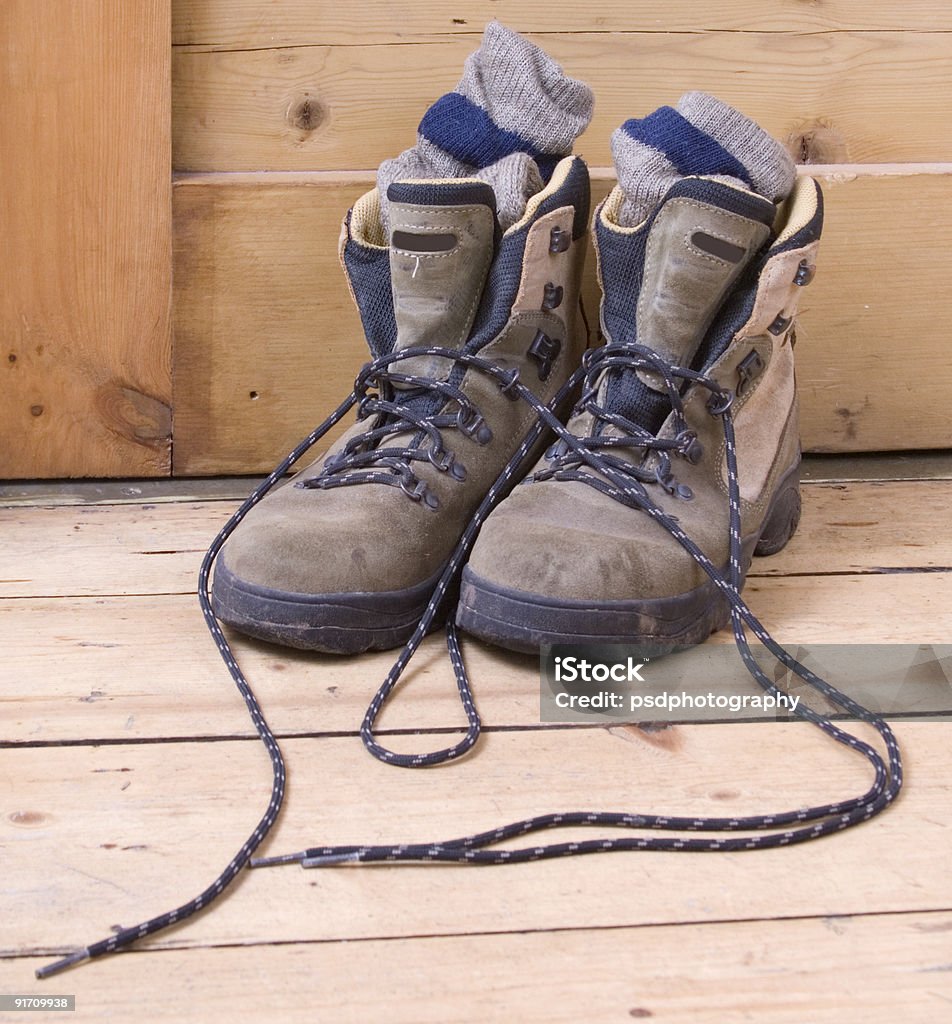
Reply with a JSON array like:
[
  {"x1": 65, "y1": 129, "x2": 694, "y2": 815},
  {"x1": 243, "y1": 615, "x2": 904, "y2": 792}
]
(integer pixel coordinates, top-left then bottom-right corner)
[
  {"x1": 301, "y1": 852, "x2": 363, "y2": 868},
  {"x1": 35, "y1": 948, "x2": 90, "y2": 979},
  {"x1": 247, "y1": 851, "x2": 306, "y2": 869}
]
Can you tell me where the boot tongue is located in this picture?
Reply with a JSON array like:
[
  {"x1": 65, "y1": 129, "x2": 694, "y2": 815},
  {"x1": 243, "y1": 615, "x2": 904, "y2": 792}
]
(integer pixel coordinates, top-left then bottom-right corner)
[
  {"x1": 599, "y1": 178, "x2": 776, "y2": 429},
  {"x1": 629, "y1": 178, "x2": 775, "y2": 391},
  {"x1": 386, "y1": 179, "x2": 499, "y2": 385}
]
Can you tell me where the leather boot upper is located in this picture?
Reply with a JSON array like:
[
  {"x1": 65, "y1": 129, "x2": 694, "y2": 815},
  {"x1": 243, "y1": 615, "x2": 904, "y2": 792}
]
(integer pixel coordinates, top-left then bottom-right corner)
[
  {"x1": 218, "y1": 157, "x2": 591, "y2": 597},
  {"x1": 466, "y1": 174, "x2": 823, "y2": 603}
]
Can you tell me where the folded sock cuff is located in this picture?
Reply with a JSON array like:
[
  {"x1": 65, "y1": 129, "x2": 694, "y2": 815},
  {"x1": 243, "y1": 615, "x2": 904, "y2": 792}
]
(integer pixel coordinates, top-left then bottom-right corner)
[
  {"x1": 676, "y1": 91, "x2": 795, "y2": 202},
  {"x1": 418, "y1": 93, "x2": 560, "y2": 178},
  {"x1": 456, "y1": 20, "x2": 593, "y2": 156},
  {"x1": 619, "y1": 107, "x2": 753, "y2": 187},
  {"x1": 377, "y1": 21, "x2": 592, "y2": 234}
]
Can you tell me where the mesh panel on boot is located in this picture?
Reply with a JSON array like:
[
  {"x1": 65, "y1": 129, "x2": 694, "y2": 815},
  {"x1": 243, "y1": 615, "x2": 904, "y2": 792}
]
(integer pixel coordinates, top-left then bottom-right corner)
[
  {"x1": 342, "y1": 234, "x2": 398, "y2": 359},
  {"x1": 595, "y1": 202, "x2": 669, "y2": 434}
]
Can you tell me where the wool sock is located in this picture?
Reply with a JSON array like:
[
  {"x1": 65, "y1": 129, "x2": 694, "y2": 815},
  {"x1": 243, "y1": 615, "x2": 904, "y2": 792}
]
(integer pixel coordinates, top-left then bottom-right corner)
[
  {"x1": 377, "y1": 21, "x2": 594, "y2": 232},
  {"x1": 610, "y1": 92, "x2": 795, "y2": 226}
]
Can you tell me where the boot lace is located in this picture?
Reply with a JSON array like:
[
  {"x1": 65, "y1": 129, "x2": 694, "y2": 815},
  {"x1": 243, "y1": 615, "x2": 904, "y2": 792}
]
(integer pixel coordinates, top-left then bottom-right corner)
[
  {"x1": 299, "y1": 357, "x2": 498, "y2": 510},
  {"x1": 40, "y1": 342, "x2": 903, "y2": 978},
  {"x1": 530, "y1": 342, "x2": 725, "y2": 500}
]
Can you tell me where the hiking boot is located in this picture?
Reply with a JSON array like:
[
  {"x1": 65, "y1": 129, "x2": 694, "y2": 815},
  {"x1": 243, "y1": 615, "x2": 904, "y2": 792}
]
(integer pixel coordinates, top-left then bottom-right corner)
[
  {"x1": 212, "y1": 158, "x2": 591, "y2": 652},
  {"x1": 456, "y1": 168, "x2": 823, "y2": 653}
]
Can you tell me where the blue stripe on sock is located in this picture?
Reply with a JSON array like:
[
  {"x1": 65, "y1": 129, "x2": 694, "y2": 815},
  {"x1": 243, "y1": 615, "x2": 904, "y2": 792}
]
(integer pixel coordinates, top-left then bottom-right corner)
[
  {"x1": 621, "y1": 107, "x2": 752, "y2": 186},
  {"x1": 419, "y1": 92, "x2": 560, "y2": 177}
]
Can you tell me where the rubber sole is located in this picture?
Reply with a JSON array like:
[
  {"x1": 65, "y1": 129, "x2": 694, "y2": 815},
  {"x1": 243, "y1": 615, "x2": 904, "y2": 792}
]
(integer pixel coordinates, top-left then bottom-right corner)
[
  {"x1": 455, "y1": 462, "x2": 802, "y2": 655},
  {"x1": 211, "y1": 559, "x2": 447, "y2": 654}
]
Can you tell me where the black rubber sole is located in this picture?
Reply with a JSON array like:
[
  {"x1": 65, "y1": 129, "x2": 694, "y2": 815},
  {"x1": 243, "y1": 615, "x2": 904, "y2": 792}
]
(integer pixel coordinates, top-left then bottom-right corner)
[
  {"x1": 211, "y1": 559, "x2": 447, "y2": 654},
  {"x1": 455, "y1": 463, "x2": 802, "y2": 655}
]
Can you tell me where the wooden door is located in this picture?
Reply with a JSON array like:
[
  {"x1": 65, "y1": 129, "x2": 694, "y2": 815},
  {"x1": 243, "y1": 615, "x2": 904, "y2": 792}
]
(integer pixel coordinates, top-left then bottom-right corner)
[{"x1": 1, "y1": 0, "x2": 171, "y2": 478}]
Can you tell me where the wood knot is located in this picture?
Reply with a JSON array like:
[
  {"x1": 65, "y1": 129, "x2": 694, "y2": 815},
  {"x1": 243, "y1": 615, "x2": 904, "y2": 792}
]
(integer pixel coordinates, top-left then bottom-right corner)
[
  {"x1": 9, "y1": 810, "x2": 48, "y2": 827},
  {"x1": 95, "y1": 383, "x2": 171, "y2": 446},
  {"x1": 786, "y1": 120, "x2": 848, "y2": 164},
  {"x1": 288, "y1": 94, "x2": 326, "y2": 136},
  {"x1": 607, "y1": 722, "x2": 682, "y2": 753}
]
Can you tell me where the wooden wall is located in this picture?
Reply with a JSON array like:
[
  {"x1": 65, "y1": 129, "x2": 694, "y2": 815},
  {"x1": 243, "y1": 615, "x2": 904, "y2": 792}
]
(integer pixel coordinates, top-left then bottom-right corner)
[
  {"x1": 6, "y1": 3, "x2": 951, "y2": 476},
  {"x1": 170, "y1": 3, "x2": 952, "y2": 474}
]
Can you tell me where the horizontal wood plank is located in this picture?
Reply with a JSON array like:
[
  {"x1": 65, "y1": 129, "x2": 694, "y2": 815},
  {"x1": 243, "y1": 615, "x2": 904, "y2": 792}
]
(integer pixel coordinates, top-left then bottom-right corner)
[
  {"x1": 3, "y1": 570, "x2": 949, "y2": 744},
  {"x1": 1, "y1": 722, "x2": 941, "y2": 953},
  {"x1": 172, "y1": 168, "x2": 952, "y2": 472},
  {"x1": 7, "y1": 910, "x2": 952, "y2": 1022},
  {"x1": 172, "y1": 177, "x2": 366, "y2": 474},
  {"x1": 172, "y1": 0, "x2": 952, "y2": 46},
  {"x1": 172, "y1": 33, "x2": 952, "y2": 170},
  {"x1": 2, "y1": 481, "x2": 951, "y2": 600}
]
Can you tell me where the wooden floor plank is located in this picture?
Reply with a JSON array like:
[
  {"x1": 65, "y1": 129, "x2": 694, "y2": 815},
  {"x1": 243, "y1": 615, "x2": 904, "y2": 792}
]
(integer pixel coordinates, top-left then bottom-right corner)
[
  {"x1": 1, "y1": 722, "x2": 942, "y2": 954},
  {"x1": 0, "y1": 501, "x2": 233, "y2": 598},
  {"x1": 3, "y1": 480, "x2": 951, "y2": 600},
  {"x1": 2, "y1": 569, "x2": 950, "y2": 744},
  {"x1": 6, "y1": 485, "x2": 948, "y2": 1017},
  {"x1": 6, "y1": 909, "x2": 952, "y2": 1022}
]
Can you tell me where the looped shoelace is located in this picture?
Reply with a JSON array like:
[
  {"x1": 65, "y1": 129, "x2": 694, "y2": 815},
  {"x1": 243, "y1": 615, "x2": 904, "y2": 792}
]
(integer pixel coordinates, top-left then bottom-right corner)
[
  {"x1": 39, "y1": 342, "x2": 903, "y2": 978},
  {"x1": 299, "y1": 362, "x2": 494, "y2": 509},
  {"x1": 531, "y1": 342, "x2": 720, "y2": 500}
]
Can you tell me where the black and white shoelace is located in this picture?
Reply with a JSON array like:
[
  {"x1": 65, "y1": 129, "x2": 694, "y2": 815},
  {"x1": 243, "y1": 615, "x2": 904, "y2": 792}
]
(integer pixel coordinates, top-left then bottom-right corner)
[{"x1": 38, "y1": 343, "x2": 902, "y2": 978}]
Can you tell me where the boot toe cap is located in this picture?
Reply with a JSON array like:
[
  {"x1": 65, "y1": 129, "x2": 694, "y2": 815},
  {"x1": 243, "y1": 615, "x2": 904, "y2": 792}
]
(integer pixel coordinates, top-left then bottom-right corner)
[{"x1": 466, "y1": 482, "x2": 706, "y2": 604}]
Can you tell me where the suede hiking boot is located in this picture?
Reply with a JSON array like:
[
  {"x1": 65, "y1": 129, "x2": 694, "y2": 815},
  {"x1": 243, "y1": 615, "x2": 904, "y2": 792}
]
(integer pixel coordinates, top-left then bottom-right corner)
[
  {"x1": 457, "y1": 156, "x2": 822, "y2": 653},
  {"x1": 212, "y1": 158, "x2": 591, "y2": 653}
]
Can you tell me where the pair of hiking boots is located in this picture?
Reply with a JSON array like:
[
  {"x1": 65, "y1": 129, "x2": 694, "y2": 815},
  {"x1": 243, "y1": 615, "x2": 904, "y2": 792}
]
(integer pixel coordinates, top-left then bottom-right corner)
[
  {"x1": 211, "y1": 135, "x2": 820, "y2": 661},
  {"x1": 40, "y1": 27, "x2": 907, "y2": 984}
]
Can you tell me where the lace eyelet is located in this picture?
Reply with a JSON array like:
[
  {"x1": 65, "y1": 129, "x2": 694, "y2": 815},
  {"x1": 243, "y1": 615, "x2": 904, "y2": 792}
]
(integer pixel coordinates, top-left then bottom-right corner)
[
  {"x1": 498, "y1": 368, "x2": 521, "y2": 401},
  {"x1": 794, "y1": 259, "x2": 816, "y2": 287},
  {"x1": 654, "y1": 464, "x2": 675, "y2": 496},
  {"x1": 676, "y1": 430, "x2": 704, "y2": 465},
  {"x1": 653, "y1": 463, "x2": 693, "y2": 501},
  {"x1": 428, "y1": 446, "x2": 452, "y2": 471},
  {"x1": 457, "y1": 408, "x2": 493, "y2": 445},
  {"x1": 427, "y1": 446, "x2": 467, "y2": 482},
  {"x1": 400, "y1": 476, "x2": 440, "y2": 510},
  {"x1": 706, "y1": 389, "x2": 734, "y2": 417},
  {"x1": 546, "y1": 439, "x2": 568, "y2": 461}
]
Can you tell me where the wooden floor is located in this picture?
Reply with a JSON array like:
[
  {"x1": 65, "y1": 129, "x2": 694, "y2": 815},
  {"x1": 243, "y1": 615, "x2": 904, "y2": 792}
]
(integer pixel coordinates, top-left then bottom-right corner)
[{"x1": 3, "y1": 458, "x2": 952, "y2": 1022}]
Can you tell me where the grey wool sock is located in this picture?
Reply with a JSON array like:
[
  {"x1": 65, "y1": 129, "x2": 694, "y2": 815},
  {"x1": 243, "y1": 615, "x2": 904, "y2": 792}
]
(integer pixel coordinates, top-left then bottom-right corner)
[
  {"x1": 377, "y1": 21, "x2": 593, "y2": 232},
  {"x1": 610, "y1": 92, "x2": 796, "y2": 226}
]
